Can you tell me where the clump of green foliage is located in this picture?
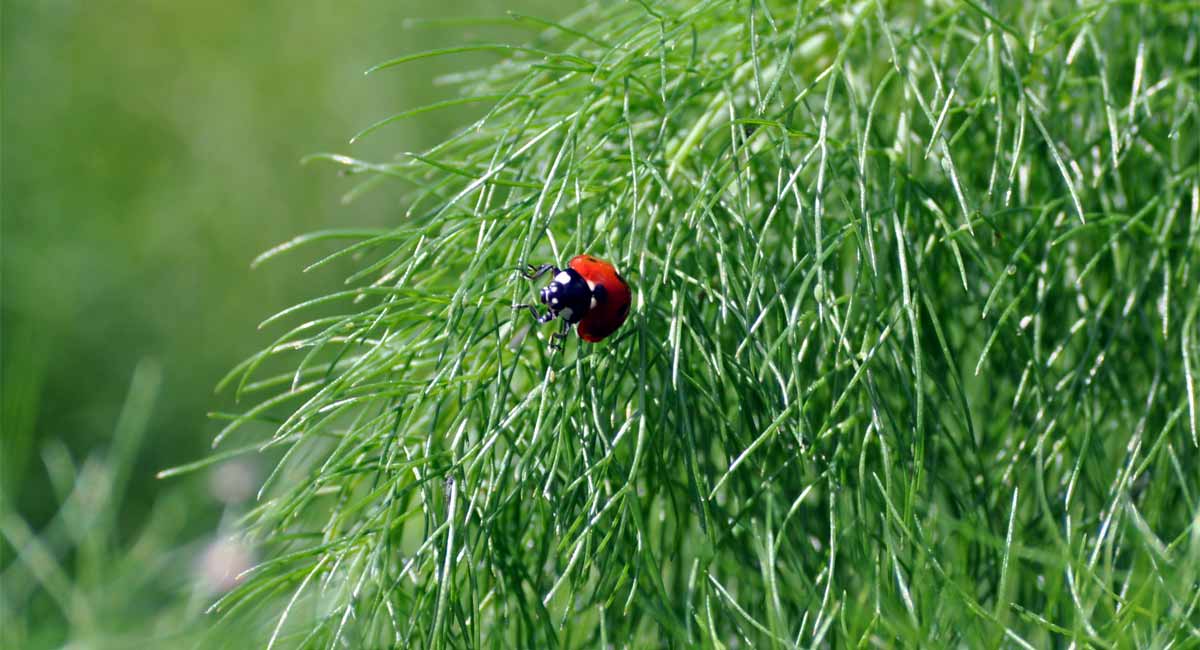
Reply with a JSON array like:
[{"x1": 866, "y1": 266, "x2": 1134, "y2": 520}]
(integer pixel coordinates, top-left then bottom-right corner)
[{"x1": 213, "y1": 1, "x2": 1198, "y2": 647}]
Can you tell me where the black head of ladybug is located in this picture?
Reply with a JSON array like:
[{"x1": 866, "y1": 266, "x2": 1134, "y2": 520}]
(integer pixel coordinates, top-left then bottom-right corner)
[{"x1": 538, "y1": 268, "x2": 594, "y2": 324}]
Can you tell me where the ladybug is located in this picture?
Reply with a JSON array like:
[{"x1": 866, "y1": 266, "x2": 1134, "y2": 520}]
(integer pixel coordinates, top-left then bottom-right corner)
[{"x1": 515, "y1": 254, "x2": 632, "y2": 348}]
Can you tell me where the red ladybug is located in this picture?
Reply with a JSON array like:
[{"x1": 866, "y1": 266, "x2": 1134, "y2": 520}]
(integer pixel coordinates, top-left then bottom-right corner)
[{"x1": 515, "y1": 254, "x2": 631, "y2": 348}]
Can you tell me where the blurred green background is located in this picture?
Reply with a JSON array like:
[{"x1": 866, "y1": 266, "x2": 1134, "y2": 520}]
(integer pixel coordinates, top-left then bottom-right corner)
[{"x1": 2, "y1": 0, "x2": 562, "y2": 644}]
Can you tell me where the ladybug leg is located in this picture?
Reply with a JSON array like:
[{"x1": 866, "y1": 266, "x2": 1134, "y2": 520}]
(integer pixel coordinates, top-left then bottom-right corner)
[
  {"x1": 513, "y1": 303, "x2": 541, "y2": 321},
  {"x1": 549, "y1": 321, "x2": 570, "y2": 351},
  {"x1": 520, "y1": 264, "x2": 559, "y2": 280},
  {"x1": 513, "y1": 303, "x2": 558, "y2": 324}
]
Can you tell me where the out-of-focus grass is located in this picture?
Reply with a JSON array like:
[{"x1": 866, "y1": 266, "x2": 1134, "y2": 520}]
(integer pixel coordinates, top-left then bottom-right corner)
[
  {"x1": 2, "y1": 0, "x2": 563, "y2": 644},
  {"x1": 2, "y1": 361, "x2": 191, "y2": 647},
  {"x1": 3, "y1": 0, "x2": 441, "y2": 520},
  {"x1": 2, "y1": 0, "x2": 563, "y2": 528}
]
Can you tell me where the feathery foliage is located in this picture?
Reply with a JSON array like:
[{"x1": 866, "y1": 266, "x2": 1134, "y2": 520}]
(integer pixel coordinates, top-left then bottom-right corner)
[{"x1": 210, "y1": 1, "x2": 1199, "y2": 646}]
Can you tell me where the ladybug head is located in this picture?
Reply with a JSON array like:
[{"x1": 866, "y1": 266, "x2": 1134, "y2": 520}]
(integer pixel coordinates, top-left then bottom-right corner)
[{"x1": 539, "y1": 269, "x2": 592, "y2": 324}]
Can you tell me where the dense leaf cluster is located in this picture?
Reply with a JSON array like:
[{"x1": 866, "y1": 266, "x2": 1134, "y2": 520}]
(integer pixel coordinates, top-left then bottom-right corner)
[{"x1": 218, "y1": 2, "x2": 1198, "y2": 647}]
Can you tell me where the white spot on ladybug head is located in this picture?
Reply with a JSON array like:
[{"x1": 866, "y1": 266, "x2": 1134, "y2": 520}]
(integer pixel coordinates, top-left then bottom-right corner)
[
  {"x1": 549, "y1": 284, "x2": 559, "y2": 293},
  {"x1": 551, "y1": 297, "x2": 560, "y2": 306},
  {"x1": 554, "y1": 271, "x2": 572, "y2": 284}
]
